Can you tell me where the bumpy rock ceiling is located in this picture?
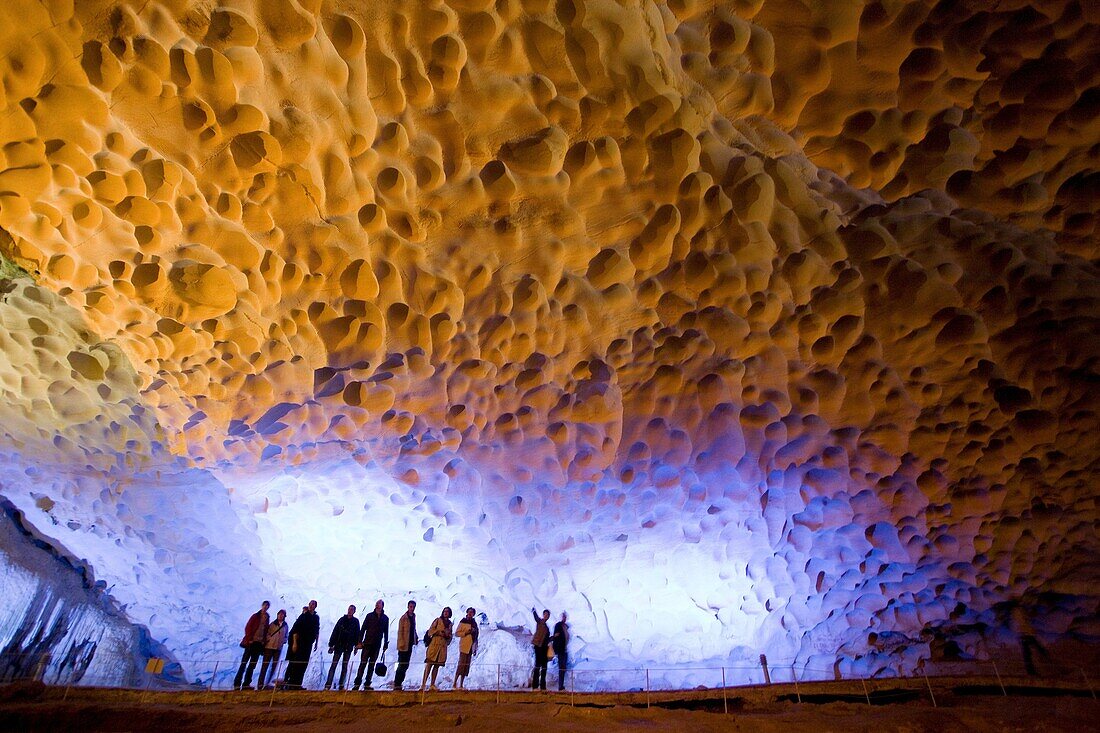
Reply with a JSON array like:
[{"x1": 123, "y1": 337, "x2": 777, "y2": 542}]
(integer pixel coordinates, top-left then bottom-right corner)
[{"x1": 0, "y1": 0, "x2": 1097, "y2": 675}]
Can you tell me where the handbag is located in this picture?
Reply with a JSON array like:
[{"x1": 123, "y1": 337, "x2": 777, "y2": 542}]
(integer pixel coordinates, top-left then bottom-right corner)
[
  {"x1": 374, "y1": 651, "x2": 387, "y2": 677},
  {"x1": 547, "y1": 645, "x2": 555, "y2": 661}
]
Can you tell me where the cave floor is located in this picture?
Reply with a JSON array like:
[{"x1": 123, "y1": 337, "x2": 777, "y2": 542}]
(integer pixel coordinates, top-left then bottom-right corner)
[{"x1": 0, "y1": 676, "x2": 1097, "y2": 732}]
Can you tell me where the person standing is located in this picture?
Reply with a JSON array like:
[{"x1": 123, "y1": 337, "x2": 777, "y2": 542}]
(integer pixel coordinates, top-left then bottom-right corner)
[
  {"x1": 257, "y1": 609, "x2": 289, "y2": 689},
  {"x1": 393, "y1": 600, "x2": 417, "y2": 690},
  {"x1": 552, "y1": 611, "x2": 569, "y2": 691},
  {"x1": 1012, "y1": 600, "x2": 1050, "y2": 676},
  {"x1": 453, "y1": 607, "x2": 479, "y2": 689},
  {"x1": 353, "y1": 599, "x2": 389, "y2": 690},
  {"x1": 284, "y1": 600, "x2": 320, "y2": 689},
  {"x1": 233, "y1": 600, "x2": 270, "y2": 690},
  {"x1": 421, "y1": 606, "x2": 453, "y2": 691},
  {"x1": 530, "y1": 607, "x2": 551, "y2": 690},
  {"x1": 325, "y1": 605, "x2": 360, "y2": 690}
]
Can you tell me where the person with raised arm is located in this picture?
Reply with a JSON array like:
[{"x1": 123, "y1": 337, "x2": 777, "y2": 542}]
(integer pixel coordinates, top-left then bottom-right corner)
[{"x1": 530, "y1": 607, "x2": 551, "y2": 690}]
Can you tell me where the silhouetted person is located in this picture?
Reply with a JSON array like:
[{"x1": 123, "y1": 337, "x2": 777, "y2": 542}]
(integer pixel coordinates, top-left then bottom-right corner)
[
  {"x1": 421, "y1": 606, "x2": 453, "y2": 691},
  {"x1": 393, "y1": 601, "x2": 417, "y2": 690},
  {"x1": 530, "y1": 607, "x2": 550, "y2": 690},
  {"x1": 552, "y1": 611, "x2": 569, "y2": 691},
  {"x1": 453, "y1": 607, "x2": 479, "y2": 689},
  {"x1": 257, "y1": 609, "x2": 288, "y2": 689},
  {"x1": 284, "y1": 600, "x2": 319, "y2": 689},
  {"x1": 922, "y1": 627, "x2": 965, "y2": 663},
  {"x1": 1012, "y1": 602, "x2": 1050, "y2": 676},
  {"x1": 354, "y1": 599, "x2": 389, "y2": 690},
  {"x1": 325, "y1": 605, "x2": 360, "y2": 690},
  {"x1": 233, "y1": 600, "x2": 269, "y2": 690}
]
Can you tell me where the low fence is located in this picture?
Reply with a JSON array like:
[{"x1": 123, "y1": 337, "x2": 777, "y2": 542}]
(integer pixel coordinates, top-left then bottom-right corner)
[{"x1": 0, "y1": 648, "x2": 1095, "y2": 709}]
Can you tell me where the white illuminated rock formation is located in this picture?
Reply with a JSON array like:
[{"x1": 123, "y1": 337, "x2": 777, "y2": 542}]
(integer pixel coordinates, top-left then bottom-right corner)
[{"x1": 0, "y1": 0, "x2": 1096, "y2": 683}]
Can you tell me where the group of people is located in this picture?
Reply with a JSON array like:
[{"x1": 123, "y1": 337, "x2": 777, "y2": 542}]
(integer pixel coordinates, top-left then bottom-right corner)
[
  {"x1": 232, "y1": 599, "x2": 571, "y2": 692},
  {"x1": 232, "y1": 600, "x2": 309, "y2": 690}
]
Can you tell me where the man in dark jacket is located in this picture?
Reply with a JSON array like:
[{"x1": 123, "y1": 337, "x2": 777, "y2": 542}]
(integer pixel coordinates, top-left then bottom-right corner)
[
  {"x1": 353, "y1": 599, "x2": 390, "y2": 690},
  {"x1": 392, "y1": 600, "x2": 417, "y2": 690},
  {"x1": 233, "y1": 600, "x2": 269, "y2": 690},
  {"x1": 552, "y1": 611, "x2": 569, "y2": 691},
  {"x1": 531, "y1": 607, "x2": 551, "y2": 690},
  {"x1": 325, "y1": 604, "x2": 360, "y2": 690},
  {"x1": 284, "y1": 600, "x2": 320, "y2": 689}
]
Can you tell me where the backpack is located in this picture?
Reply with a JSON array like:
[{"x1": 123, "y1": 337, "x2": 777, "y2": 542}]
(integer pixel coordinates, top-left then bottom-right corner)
[{"x1": 423, "y1": 629, "x2": 432, "y2": 647}]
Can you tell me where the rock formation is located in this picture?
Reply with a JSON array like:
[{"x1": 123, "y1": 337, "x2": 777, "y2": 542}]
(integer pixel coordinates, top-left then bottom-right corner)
[{"x1": 0, "y1": 0, "x2": 1095, "y2": 683}]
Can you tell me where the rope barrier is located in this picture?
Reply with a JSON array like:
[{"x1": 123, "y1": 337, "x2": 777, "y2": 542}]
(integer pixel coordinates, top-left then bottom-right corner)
[{"x1": 0, "y1": 649, "x2": 1094, "y2": 699}]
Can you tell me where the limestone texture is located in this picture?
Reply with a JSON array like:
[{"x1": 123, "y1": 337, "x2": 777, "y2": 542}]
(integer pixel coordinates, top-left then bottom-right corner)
[
  {"x1": 0, "y1": 0, "x2": 1096, "y2": 682},
  {"x1": 0, "y1": 498, "x2": 174, "y2": 686}
]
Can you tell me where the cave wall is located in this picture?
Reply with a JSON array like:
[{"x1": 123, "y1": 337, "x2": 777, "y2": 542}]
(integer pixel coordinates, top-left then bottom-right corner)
[
  {"x1": 0, "y1": 496, "x2": 176, "y2": 686},
  {"x1": 0, "y1": 0, "x2": 1095, "y2": 683}
]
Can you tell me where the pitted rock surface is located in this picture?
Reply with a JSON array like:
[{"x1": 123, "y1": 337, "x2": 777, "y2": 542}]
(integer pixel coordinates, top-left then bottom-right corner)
[{"x1": 0, "y1": 0, "x2": 1096, "y2": 679}]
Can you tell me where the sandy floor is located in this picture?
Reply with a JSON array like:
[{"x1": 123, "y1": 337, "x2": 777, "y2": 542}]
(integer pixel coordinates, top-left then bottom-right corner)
[{"x1": 0, "y1": 679, "x2": 1096, "y2": 732}]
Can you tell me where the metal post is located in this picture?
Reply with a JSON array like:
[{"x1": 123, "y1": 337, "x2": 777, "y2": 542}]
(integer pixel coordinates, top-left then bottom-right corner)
[
  {"x1": 269, "y1": 660, "x2": 280, "y2": 708},
  {"x1": 922, "y1": 672, "x2": 937, "y2": 707},
  {"x1": 860, "y1": 677, "x2": 871, "y2": 706},
  {"x1": 759, "y1": 654, "x2": 771, "y2": 685},
  {"x1": 145, "y1": 668, "x2": 154, "y2": 704},
  {"x1": 496, "y1": 664, "x2": 501, "y2": 704},
  {"x1": 992, "y1": 660, "x2": 1007, "y2": 696},
  {"x1": 792, "y1": 665, "x2": 801, "y2": 703},
  {"x1": 34, "y1": 655, "x2": 49, "y2": 684},
  {"x1": 62, "y1": 662, "x2": 73, "y2": 703},
  {"x1": 1081, "y1": 668, "x2": 1097, "y2": 700},
  {"x1": 721, "y1": 666, "x2": 728, "y2": 714},
  {"x1": 646, "y1": 668, "x2": 651, "y2": 709},
  {"x1": 207, "y1": 660, "x2": 220, "y2": 705},
  {"x1": 570, "y1": 668, "x2": 575, "y2": 707}
]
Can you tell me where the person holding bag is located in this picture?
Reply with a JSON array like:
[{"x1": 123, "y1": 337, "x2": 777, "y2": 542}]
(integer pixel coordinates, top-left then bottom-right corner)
[
  {"x1": 354, "y1": 599, "x2": 389, "y2": 690},
  {"x1": 421, "y1": 606, "x2": 453, "y2": 691},
  {"x1": 257, "y1": 609, "x2": 288, "y2": 689}
]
